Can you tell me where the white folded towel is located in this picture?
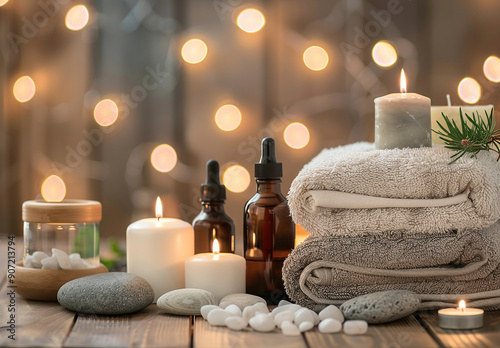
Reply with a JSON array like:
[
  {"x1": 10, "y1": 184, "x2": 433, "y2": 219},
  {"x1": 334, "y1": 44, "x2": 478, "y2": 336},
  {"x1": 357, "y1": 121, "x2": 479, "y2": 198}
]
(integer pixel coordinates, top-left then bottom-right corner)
[{"x1": 288, "y1": 142, "x2": 500, "y2": 237}]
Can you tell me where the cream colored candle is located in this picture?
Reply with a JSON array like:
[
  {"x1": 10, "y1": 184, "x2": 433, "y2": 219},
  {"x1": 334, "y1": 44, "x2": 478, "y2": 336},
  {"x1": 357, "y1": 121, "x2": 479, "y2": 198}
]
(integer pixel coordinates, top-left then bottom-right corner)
[
  {"x1": 185, "y1": 239, "x2": 245, "y2": 302},
  {"x1": 127, "y1": 197, "x2": 194, "y2": 302},
  {"x1": 431, "y1": 104, "x2": 494, "y2": 145},
  {"x1": 375, "y1": 69, "x2": 431, "y2": 149}
]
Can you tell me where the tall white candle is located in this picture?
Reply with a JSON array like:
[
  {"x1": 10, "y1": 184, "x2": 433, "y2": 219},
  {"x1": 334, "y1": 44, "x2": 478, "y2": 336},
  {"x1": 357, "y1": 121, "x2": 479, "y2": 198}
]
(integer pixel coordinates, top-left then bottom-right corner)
[
  {"x1": 185, "y1": 239, "x2": 246, "y2": 303},
  {"x1": 431, "y1": 104, "x2": 494, "y2": 145},
  {"x1": 127, "y1": 197, "x2": 194, "y2": 302},
  {"x1": 375, "y1": 69, "x2": 432, "y2": 150}
]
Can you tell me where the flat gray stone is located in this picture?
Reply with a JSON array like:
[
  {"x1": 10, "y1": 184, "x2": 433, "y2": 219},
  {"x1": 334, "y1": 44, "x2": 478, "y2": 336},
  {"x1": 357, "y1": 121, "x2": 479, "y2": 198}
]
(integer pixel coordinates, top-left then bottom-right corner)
[
  {"x1": 340, "y1": 290, "x2": 420, "y2": 324},
  {"x1": 57, "y1": 272, "x2": 154, "y2": 315},
  {"x1": 157, "y1": 288, "x2": 216, "y2": 315},
  {"x1": 219, "y1": 293, "x2": 266, "y2": 310}
]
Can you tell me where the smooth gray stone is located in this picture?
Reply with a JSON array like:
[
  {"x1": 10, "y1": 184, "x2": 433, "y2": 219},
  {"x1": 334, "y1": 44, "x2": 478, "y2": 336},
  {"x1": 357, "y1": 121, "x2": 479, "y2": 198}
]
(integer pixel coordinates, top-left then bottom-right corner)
[
  {"x1": 340, "y1": 290, "x2": 420, "y2": 324},
  {"x1": 157, "y1": 288, "x2": 216, "y2": 316},
  {"x1": 219, "y1": 293, "x2": 266, "y2": 310},
  {"x1": 57, "y1": 272, "x2": 154, "y2": 315}
]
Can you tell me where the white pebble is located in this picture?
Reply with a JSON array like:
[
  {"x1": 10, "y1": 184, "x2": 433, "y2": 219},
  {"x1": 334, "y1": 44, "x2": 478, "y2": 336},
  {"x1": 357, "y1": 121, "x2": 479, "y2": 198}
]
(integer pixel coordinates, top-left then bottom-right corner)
[
  {"x1": 201, "y1": 305, "x2": 220, "y2": 320},
  {"x1": 318, "y1": 318, "x2": 342, "y2": 333},
  {"x1": 242, "y1": 305, "x2": 259, "y2": 321},
  {"x1": 294, "y1": 308, "x2": 319, "y2": 326},
  {"x1": 343, "y1": 320, "x2": 368, "y2": 335},
  {"x1": 69, "y1": 254, "x2": 86, "y2": 269},
  {"x1": 249, "y1": 313, "x2": 275, "y2": 332},
  {"x1": 272, "y1": 304, "x2": 301, "y2": 317},
  {"x1": 299, "y1": 321, "x2": 314, "y2": 332},
  {"x1": 319, "y1": 305, "x2": 344, "y2": 323},
  {"x1": 278, "y1": 300, "x2": 292, "y2": 307},
  {"x1": 31, "y1": 251, "x2": 49, "y2": 268},
  {"x1": 225, "y1": 316, "x2": 248, "y2": 331},
  {"x1": 41, "y1": 256, "x2": 60, "y2": 270},
  {"x1": 207, "y1": 308, "x2": 232, "y2": 326},
  {"x1": 274, "y1": 310, "x2": 295, "y2": 328},
  {"x1": 81, "y1": 259, "x2": 94, "y2": 268},
  {"x1": 281, "y1": 321, "x2": 300, "y2": 336},
  {"x1": 252, "y1": 302, "x2": 269, "y2": 314},
  {"x1": 52, "y1": 248, "x2": 71, "y2": 270},
  {"x1": 225, "y1": 304, "x2": 242, "y2": 317},
  {"x1": 24, "y1": 255, "x2": 34, "y2": 268}
]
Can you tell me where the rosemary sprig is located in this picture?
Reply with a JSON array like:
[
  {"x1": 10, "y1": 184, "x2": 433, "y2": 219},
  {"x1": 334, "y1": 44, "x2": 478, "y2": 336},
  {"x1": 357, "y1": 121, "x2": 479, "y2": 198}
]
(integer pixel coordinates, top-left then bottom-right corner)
[{"x1": 432, "y1": 107, "x2": 500, "y2": 164}]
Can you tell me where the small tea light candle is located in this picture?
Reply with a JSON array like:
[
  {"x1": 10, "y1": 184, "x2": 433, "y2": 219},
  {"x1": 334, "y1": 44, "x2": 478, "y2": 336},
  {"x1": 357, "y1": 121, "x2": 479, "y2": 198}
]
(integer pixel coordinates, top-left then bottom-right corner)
[
  {"x1": 438, "y1": 300, "x2": 484, "y2": 330},
  {"x1": 185, "y1": 239, "x2": 245, "y2": 302},
  {"x1": 375, "y1": 69, "x2": 432, "y2": 150}
]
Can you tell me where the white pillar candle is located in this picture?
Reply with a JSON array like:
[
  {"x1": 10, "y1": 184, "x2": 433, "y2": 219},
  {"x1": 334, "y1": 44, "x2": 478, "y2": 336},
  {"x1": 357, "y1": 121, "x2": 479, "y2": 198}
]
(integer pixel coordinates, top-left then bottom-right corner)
[
  {"x1": 127, "y1": 197, "x2": 194, "y2": 302},
  {"x1": 431, "y1": 104, "x2": 494, "y2": 145},
  {"x1": 185, "y1": 239, "x2": 246, "y2": 303},
  {"x1": 375, "y1": 69, "x2": 431, "y2": 150}
]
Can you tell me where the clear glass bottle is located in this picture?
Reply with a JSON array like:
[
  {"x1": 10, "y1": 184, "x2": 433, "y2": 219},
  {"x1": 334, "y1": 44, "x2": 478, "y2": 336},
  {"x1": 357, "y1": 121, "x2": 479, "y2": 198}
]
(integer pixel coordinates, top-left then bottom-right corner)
[
  {"x1": 193, "y1": 160, "x2": 235, "y2": 253},
  {"x1": 244, "y1": 138, "x2": 295, "y2": 304}
]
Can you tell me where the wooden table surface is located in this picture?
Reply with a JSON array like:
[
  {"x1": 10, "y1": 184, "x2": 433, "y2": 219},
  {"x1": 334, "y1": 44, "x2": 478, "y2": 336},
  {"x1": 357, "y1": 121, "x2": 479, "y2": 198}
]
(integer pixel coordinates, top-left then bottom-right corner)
[{"x1": 2, "y1": 240, "x2": 500, "y2": 347}]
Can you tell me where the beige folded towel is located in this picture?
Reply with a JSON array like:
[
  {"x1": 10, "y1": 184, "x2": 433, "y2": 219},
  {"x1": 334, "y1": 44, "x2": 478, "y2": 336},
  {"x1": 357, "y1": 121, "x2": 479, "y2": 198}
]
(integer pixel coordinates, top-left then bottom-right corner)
[
  {"x1": 282, "y1": 221, "x2": 500, "y2": 312},
  {"x1": 288, "y1": 142, "x2": 500, "y2": 237}
]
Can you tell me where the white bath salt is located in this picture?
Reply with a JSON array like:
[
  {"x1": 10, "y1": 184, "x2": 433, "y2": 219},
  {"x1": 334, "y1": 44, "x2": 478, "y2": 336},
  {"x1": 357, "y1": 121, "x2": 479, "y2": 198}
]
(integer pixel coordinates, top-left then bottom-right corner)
[
  {"x1": 274, "y1": 310, "x2": 295, "y2": 328},
  {"x1": 41, "y1": 256, "x2": 60, "y2": 270},
  {"x1": 224, "y1": 304, "x2": 242, "y2": 317},
  {"x1": 318, "y1": 318, "x2": 342, "y2": 334},
  {"x1": 207, "y1": 308, "x2": 232, "y2": 326},
  {"x1": 52, "y1": 248, "x2": 72, "y2": 270},
  {"x1": 281, "y1": 321, "x2": 300, "y2": 336},
  {"x1": 31, "y1": 251, "x2": 49, "y2": 268},
  {"x1": 201, "y1": 305, "x2": 220, "y2": 320},
  {"x1": 225, "y1": 316, "x2": 248, "y2": 331},
  {"x1": 343, "y1": 320, "x2": 368, "y2": 335},
  {"x1": 319, "y1": 305, "x2": 344, "y2": 323},
  {"x1": 249, "y1": 313, "x2": 275, "y2": 332},
  {"x1": 299, "y1": 321, "x2": 314, "y2": 332}
]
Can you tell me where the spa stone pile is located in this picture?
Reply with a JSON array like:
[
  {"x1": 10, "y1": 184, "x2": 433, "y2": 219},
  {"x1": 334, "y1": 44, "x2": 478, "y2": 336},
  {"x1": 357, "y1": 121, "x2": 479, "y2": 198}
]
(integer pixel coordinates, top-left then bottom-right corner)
[{"x1": 24, "y1": 248, "x2": 93, "y2": 270}]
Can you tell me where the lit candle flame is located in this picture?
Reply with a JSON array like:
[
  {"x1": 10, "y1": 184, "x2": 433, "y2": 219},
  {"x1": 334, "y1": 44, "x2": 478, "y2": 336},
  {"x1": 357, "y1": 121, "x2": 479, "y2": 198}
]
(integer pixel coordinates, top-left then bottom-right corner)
[
  {"x1": 155, "y1": 196, "x2": 163, "y2": 220},
  {"x1": 459, "y1": 300, "x2": 466, "y2": 312},
  {"x1": 213, "y1": 238, "x2": 220, "y2": 255},
  {"x1": 400, "y1": 69, "x2": 407, "y2": 93}
]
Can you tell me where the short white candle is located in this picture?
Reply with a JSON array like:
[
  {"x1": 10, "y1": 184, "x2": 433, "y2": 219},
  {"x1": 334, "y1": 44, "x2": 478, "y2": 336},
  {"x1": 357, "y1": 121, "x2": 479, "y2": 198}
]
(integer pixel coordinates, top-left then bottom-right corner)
[
  {"x1": 438, "y1": 300, "x2": 484, "y2": 330},
  {"x1": 431, "y1": 103, "x2": 494, "y2": 145},
  {"x1": 127, "y1": 197, "x2": 194, "y2": 302},
  {"x1": 185, "y1": 239, "x2": 246, "y2": 303},
  {"x1": 375, "y1": 69, "x2": 432, "y2": 150}
]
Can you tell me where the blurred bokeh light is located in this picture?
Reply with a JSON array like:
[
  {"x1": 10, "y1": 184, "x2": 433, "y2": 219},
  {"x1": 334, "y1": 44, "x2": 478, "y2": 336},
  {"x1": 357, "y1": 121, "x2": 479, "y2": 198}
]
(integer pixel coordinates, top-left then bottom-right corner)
[
  {"x1": 65, "y1": 5, "x2": 90, "y2": 31},
  {"x1": 284, "y1": 122, "x2": 310, "y2": 149},
  {"x1": 236, "y1": 9, "x2": 266, "y2": 33},
  {"x1": 372, "y1": 41, "x2": 397, "y2": 67},
  {"x1": 94, "y1": 99, "x2": 118, "y2": 127},
  {"x1": 13, "y1": 76, "x2": 36, "y2": 103},
  {"x1": 303, "y1": 46, "x2": 329, "y2": 71},
  {"x1": 215, "y1": 104, "x2": 242, "y2": 131},
  {"x1": 458, "y1": 77, "x2": 481, "y2": 104},
  {"x1": 223, "y1": 165, "x2": 250, "y2": 193},
  {"x1": 41, "y1": 175, "x2": 66, "y2": 202},
  {"x1": 484, "y1": 56, "x2": 500, "y2": 83},
  {"x1": 181, "y1": 39, "x2": 208, "y2": 64},
  {"x1": 151, "y1": 144, "x2": 178, "y2": 173}
]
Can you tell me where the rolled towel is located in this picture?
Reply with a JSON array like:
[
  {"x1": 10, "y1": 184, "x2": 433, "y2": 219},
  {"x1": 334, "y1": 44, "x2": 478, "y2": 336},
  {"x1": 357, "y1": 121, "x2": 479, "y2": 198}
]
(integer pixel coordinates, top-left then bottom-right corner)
[
  {"x1": 288, "y1": 142, "x2": 500, "y2": 237},
  {"x1": 282, "y1": 221, "x2": 500, "y2": 312}
]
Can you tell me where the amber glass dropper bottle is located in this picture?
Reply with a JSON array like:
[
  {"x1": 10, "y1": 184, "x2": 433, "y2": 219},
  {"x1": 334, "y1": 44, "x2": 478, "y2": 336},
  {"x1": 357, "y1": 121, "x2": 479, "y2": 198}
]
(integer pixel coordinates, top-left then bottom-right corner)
[
  {"x1": 193, "y1": 160, "x2": 235, "y2": 253},
  {"x1": 243, "y1": 137, "x2": 295, "y2": 304}
]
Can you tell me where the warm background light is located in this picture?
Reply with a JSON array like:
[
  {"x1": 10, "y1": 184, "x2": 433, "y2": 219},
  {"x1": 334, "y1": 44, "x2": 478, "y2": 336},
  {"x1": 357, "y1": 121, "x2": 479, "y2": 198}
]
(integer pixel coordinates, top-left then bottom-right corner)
[
  {"x1": 458, "y1": 77, "x2": 481, "y2": 104},
  {"x1": 13, "y1": 76, "x2": 36, "y2": 103},
  {"x1": 65, "y1": 5, "x2": 89, "y2": 31},
  {"x1": 0, "y1": 0, "x2": 9, "y2": 7},
  {"x1": 151, "y1": 144, "x2": 177, "y2": 173},
  {"x1": 284, "y1": 122, "x2": 310, "y2": 149},
  {"x1": 94, "y1": 99, "x2": 118, "y2": 127},
  {"x1": 484, "y1": 56, "x2": 500, "y2": 83},
  {"x1": 181, "y1": 39, "x2": 208, "y2": 64},
  {"x1": 41, "y1": 175, "x2": 66, "y2": 202},
  {"x1": 215, "y1": 104, "x2": 242, "y2": 131},
  {"x1": 223, "y1": 165, "x2": 250, "y2": 193},
  {"x1": 236, "y1": 8, "x2": 266, "y2": 33},
  {"x1": 295, "y1": 225, "x2": 310, "y2": 248},
  {"x1": 372, "y1": 41, "x2": 397, "y2": 67},
  {"x1": 303, "y1": 46, "x2": 329, "y2": 71}
]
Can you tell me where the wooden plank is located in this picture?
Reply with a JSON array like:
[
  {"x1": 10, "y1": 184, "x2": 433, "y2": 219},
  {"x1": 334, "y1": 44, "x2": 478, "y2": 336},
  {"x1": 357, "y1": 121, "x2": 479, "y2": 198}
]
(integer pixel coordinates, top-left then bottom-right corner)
[
  {"x1": 193, "y1": 317, "x2": 307, "y2": 348},
  {"x1": 304, "y1": 315, "x2": 439, "y2": 348},
  {"x1": 0, "y1": 238, "x2": 76, "y2": 347},
  {"x1": 64, "y1": 305, "x2": 191, "y2": 348},
  {"x1": 419, "y1": 310, "x2": 500, "y2": 348}
]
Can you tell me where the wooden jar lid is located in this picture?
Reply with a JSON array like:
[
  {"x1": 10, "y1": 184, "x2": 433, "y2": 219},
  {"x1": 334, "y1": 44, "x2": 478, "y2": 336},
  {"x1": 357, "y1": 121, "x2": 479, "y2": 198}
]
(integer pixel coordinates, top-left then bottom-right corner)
[{"x1": 22, "y1": 200, "x2": 102, "y2": 223}]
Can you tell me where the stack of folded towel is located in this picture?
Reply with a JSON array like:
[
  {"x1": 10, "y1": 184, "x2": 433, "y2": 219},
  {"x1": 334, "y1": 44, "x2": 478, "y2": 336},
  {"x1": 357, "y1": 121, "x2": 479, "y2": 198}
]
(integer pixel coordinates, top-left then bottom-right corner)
[{"x1": 283, "y1": 142, "x2": 500, "y2": 312}]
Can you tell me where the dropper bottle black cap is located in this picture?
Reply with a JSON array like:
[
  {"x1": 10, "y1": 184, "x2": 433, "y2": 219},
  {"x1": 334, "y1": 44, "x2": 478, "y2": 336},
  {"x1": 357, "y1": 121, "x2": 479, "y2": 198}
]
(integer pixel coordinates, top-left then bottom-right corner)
[
  {"x1": 255, "y1": 137, "x2": 283, "y2": 179},
  {"x1": 201, "y1": 160, "x2": 226, "y2": 202}
]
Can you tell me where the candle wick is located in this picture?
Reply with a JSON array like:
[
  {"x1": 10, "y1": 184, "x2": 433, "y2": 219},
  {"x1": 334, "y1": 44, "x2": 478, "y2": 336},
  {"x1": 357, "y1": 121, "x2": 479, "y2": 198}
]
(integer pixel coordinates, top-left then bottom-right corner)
[{"x1": 446, "y1": 94, "x2": 452, "y2": 107}]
